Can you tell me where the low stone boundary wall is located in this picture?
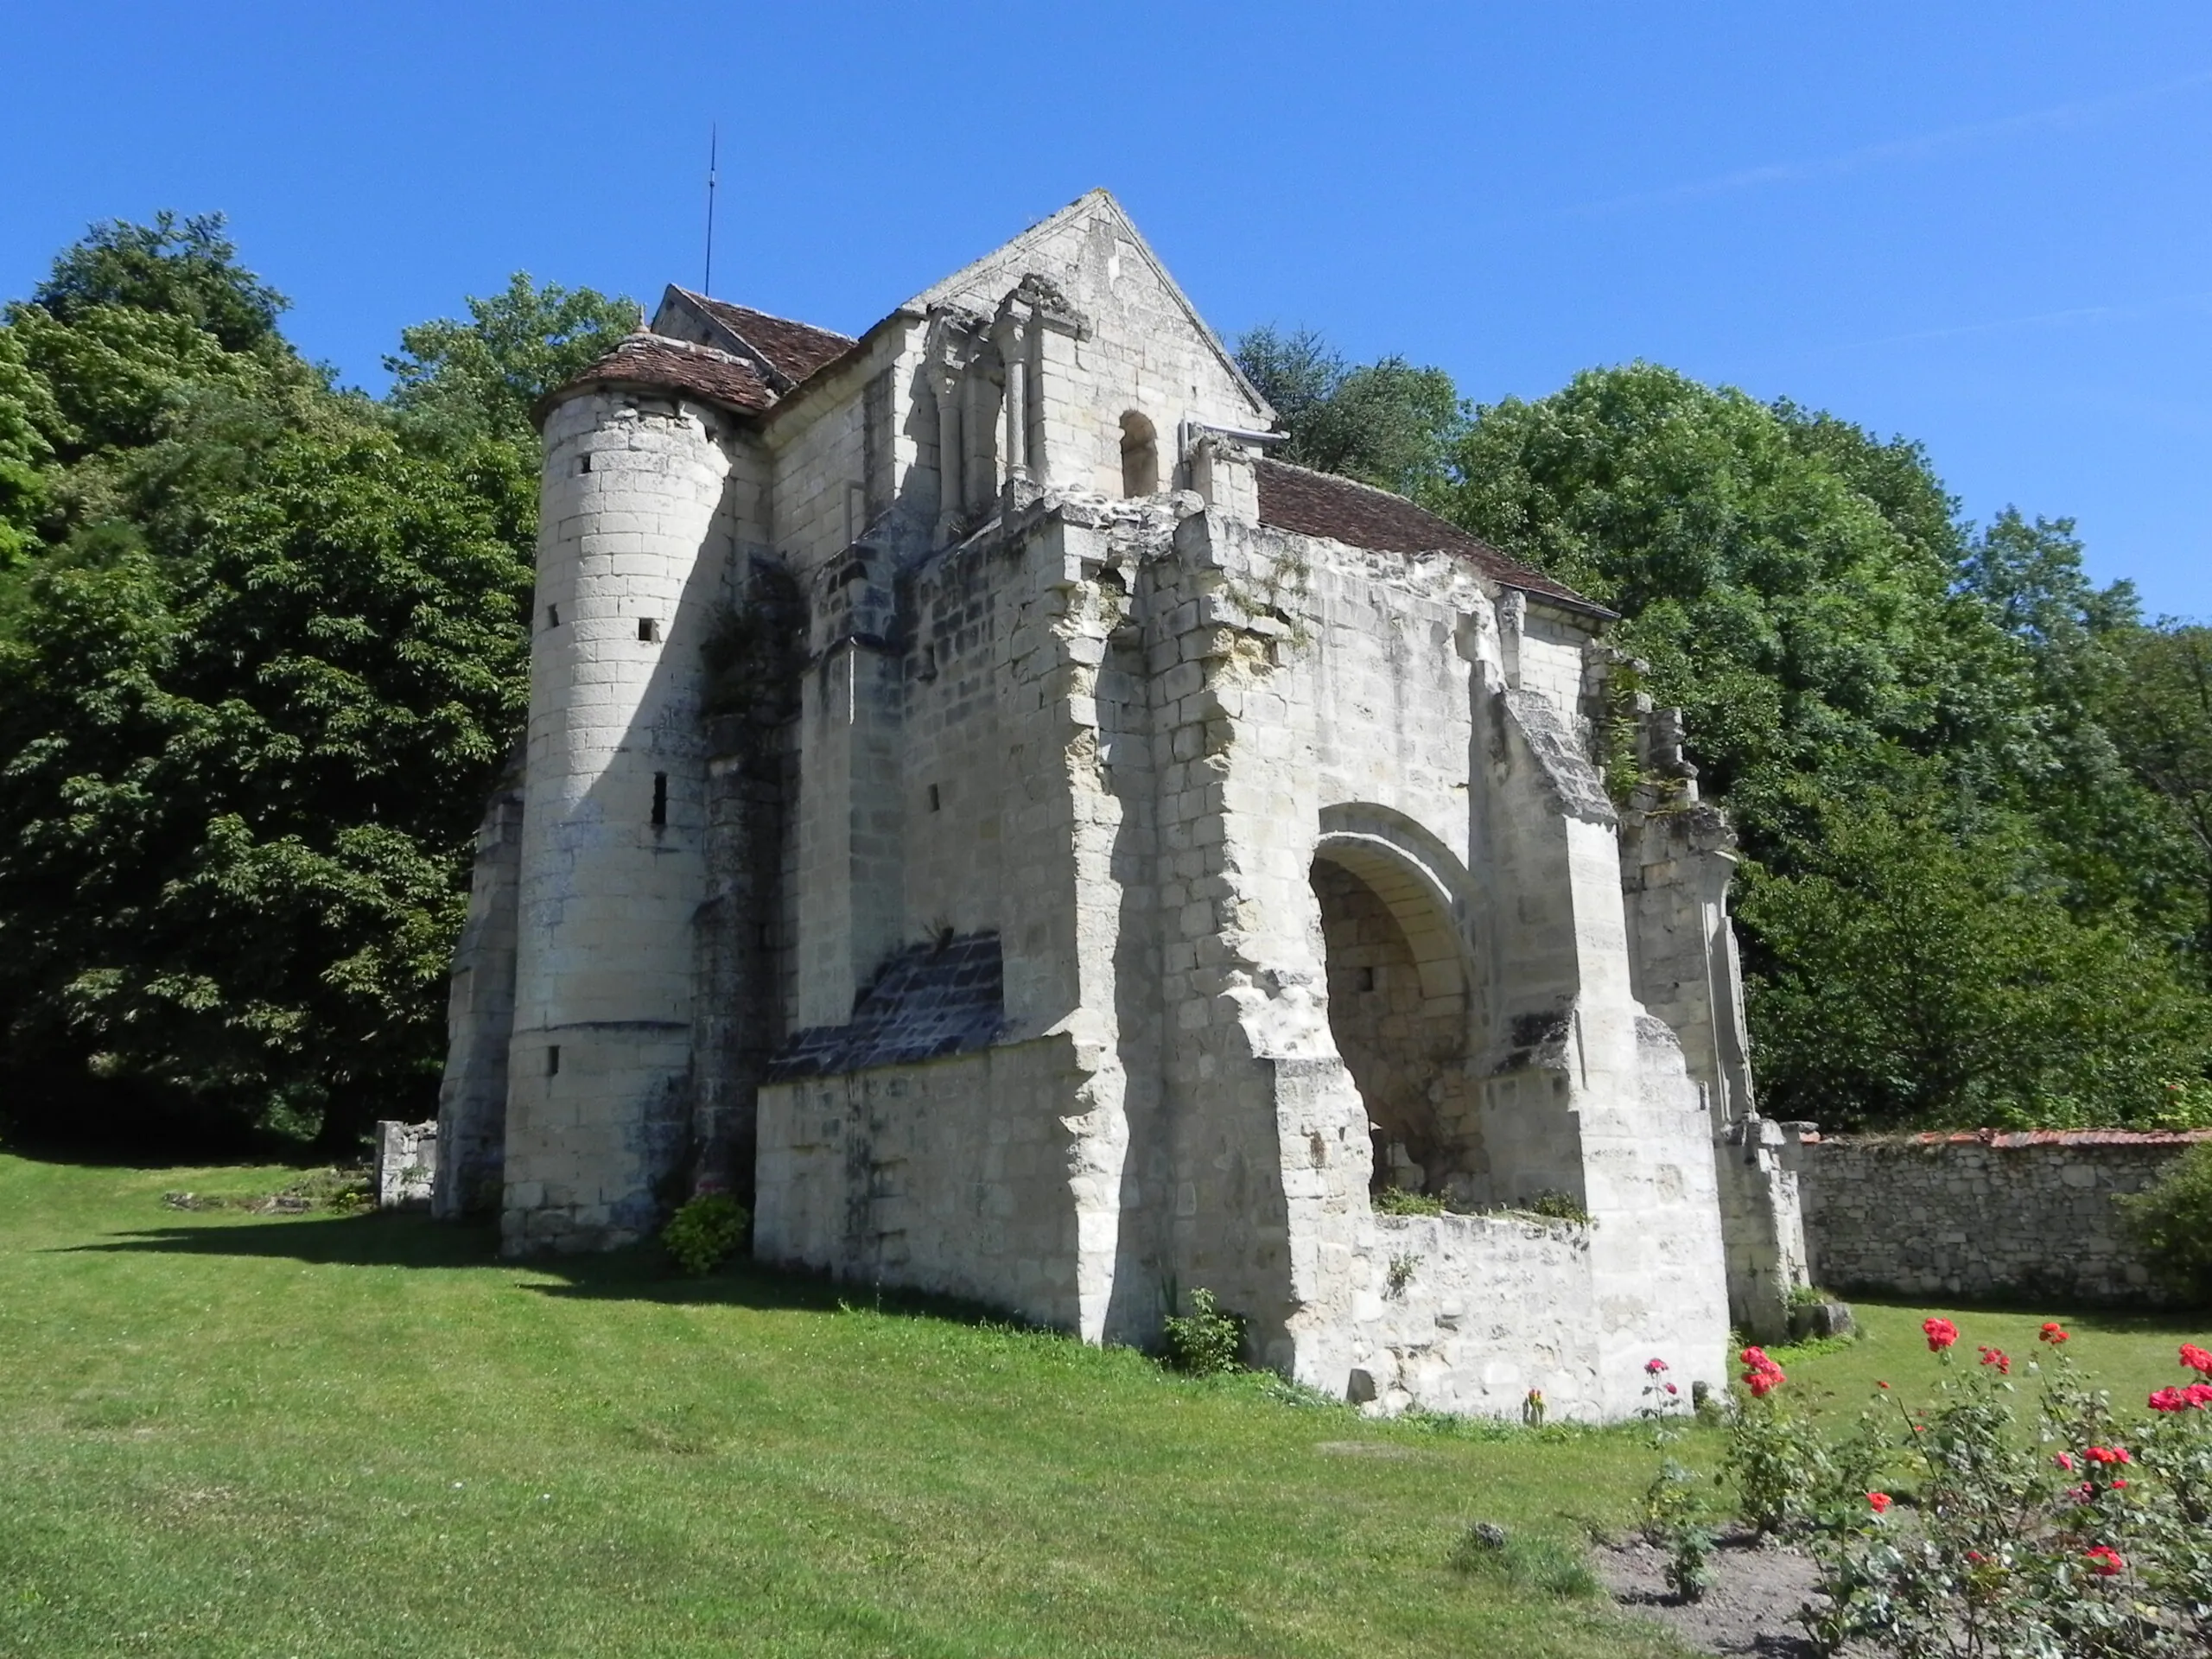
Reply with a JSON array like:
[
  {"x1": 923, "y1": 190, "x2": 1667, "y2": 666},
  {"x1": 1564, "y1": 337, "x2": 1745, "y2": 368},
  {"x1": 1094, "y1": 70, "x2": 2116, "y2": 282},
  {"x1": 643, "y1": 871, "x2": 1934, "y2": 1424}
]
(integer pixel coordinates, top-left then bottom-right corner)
[{"x1": 1798, "y1": 1128, "x2": 2209, "y2": 1307}]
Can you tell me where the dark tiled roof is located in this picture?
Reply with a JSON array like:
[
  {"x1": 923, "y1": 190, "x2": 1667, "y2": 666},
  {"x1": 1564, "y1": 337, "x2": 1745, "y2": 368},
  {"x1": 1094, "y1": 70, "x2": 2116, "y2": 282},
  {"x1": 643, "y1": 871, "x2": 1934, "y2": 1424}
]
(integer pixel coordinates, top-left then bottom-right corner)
[
  {"x1": 1254, "y1": 459, "x2": 1607, "y2": 616},
  {"x1": 681, "y1": 292, "x2": 857, "y2": 385},
  {"x1": 535, "y1": 334, "x2": 774, "y2": 425},
  {"x1": 765, "y1": 932, "x2": 1004, "y2": 1081}
]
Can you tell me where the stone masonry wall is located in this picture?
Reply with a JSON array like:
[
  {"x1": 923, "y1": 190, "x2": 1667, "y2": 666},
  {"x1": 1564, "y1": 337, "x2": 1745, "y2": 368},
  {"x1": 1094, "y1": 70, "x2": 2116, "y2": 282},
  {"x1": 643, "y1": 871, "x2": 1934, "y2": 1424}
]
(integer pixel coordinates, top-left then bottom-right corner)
[{"x1": 1800, "y1": 1130, "x2": 2210, "y2": 1306}]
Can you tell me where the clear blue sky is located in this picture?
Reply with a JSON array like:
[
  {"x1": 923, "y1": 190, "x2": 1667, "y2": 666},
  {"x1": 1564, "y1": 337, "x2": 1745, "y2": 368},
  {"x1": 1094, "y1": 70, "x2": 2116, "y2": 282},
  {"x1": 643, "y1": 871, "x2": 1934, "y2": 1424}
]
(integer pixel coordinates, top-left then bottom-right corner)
[{"x1": 5, "y1": 2, "x2": 2207, "y2": 617}]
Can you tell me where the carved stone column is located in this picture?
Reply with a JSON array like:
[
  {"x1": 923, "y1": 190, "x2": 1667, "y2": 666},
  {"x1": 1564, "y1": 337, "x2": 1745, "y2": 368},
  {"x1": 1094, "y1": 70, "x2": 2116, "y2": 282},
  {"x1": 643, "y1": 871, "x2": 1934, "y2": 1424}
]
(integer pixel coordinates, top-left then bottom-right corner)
[{"x1": 995, "y1": 313, "x2": 1030, "y2": 486}]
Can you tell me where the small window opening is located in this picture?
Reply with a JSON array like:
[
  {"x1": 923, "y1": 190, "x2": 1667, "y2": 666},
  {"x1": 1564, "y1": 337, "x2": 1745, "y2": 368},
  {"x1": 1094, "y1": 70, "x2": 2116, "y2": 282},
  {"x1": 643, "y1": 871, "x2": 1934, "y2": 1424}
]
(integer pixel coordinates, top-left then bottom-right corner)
[
  {"x1": 926, "y1": 784, "x2": 941, "y2": 812},
  {"x1": 577, "y1": 454, "x2": 592, "y2": 475},
  {"x1": 651, "y1": 772, "x2": 668, "y2": 828},
  {"x1": 545, "y1": 604, "x2": 560, "y2": 629},
  {"x1": 1120, "y1": 411, "x2": 1159, "y2": 497},
  {"x1": 547, "y1": 1044, "x2": 561, "y2": 1077},
  {"x1": 638, "y1": 616, "x2": 660, "y2": 644}
]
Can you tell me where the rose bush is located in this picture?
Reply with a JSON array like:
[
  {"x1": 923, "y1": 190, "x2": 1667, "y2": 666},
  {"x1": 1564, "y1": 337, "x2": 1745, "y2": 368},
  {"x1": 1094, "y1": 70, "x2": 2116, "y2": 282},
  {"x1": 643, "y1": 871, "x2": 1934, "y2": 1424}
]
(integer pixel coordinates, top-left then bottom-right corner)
[{"x1": 1785, "y1": 1333, "x2": 2212, "y2": 1657}]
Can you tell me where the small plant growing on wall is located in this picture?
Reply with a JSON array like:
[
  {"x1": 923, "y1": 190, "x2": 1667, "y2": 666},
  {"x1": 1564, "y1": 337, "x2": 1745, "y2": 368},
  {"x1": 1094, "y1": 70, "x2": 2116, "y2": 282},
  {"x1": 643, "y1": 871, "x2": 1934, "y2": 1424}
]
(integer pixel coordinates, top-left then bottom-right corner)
[
  {"x1": 1373, "y1": 1185, "x2": 1446, "y2": 1217},
  {"x1": 1161, "y1": 1287, "x2": 1244, "y2": 1376},
  {"x1": 1525, "y1": 1191, "x2": 1592, "y2": 1225},
  {"x1": 662, "y1": 1193, "x2": 749, "y2": 1275}
]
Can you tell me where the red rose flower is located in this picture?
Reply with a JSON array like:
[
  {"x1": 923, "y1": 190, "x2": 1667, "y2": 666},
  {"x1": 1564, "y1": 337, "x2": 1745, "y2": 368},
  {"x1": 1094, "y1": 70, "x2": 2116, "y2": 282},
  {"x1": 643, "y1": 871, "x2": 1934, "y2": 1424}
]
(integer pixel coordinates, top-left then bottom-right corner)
[
  {"x1": 1867, "y1": 1491, "x2": 1892, "y2": 1514},
  {"x1": 1923, "y1": 1318, "x2": 1959, "y2": 1352},
  {"x1": 2150, "y1": 1387, "x2": 2188, "y2": 1413},
  {"x1": 2085, "y1": 1546, "x2": 2125, "y2": 1577},
  {"x1": 1976, "y1": 1344, "x2": 2011, "y2": 1375},
  {"x1": 2038, "y1": 1322, "x2": 2069, "y2": 1345},
  {"x1": 2182, "y1": 1343, "x2": 2212, "y2": 1377},
  {"x1": 1645, "y1": 1357, "x2": 1669, "y2": 1375},
  {"x1": 2053, "y1": 1451, "x2": 2076, "y2": 1471},
  {"x1": 2084, "y1": 1446, "x2": 2130, "y2": 1465}
]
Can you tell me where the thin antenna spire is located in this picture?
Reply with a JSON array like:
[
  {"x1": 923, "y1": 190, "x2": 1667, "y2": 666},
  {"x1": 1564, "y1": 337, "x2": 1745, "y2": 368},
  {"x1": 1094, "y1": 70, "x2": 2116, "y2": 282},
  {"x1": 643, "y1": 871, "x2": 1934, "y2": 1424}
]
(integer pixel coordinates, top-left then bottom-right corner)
[{"x1": 703, "y1": 124, "x2": 719, "y2": 296}]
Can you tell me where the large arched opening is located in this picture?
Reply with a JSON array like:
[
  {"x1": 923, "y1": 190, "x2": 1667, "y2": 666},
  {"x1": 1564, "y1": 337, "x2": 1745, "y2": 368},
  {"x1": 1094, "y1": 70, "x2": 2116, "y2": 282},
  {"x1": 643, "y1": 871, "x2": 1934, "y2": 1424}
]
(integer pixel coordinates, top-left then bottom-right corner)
[{"x1": 1309, "y1": 823, "x2": 1489, "y2": 1203}]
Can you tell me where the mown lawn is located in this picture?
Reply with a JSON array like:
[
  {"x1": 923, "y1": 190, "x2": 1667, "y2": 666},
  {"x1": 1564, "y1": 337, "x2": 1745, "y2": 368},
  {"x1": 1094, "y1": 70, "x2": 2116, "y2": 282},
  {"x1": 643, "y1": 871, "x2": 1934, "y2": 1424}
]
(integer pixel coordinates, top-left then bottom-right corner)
[{"x1": 1, "y1": 1154, "x2": 2204, "y2": 1658}]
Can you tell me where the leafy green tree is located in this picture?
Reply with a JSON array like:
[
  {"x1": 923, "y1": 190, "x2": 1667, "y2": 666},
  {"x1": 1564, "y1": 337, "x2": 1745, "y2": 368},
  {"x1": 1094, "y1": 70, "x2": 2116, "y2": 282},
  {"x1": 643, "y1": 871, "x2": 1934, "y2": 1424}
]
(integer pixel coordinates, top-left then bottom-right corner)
[
  {"x1": 0, "y1": 326, "x2": 60, "y2": 566},
  {"x1": 385, "y1": 274, "x2": 639, "y2": 446},
  {"x1": 34, "y1": 212, "x2": 287, "y2": 354},
  {"x1": 1740, "y1": 774, "x2": 2212, "y2": 1128},
  {"x1": 0, "y1": 222, "x2": 626, "y2": 1149},
  {"x1": 2106, "y1": 623, "x2": 2212, "y2": 980},
  {"x1": 0, "y1": 428, "x2": 534, "y2": 1143},
  {"x1": 1234, "y1": 324, "x2": 1465, "y2": 504}
]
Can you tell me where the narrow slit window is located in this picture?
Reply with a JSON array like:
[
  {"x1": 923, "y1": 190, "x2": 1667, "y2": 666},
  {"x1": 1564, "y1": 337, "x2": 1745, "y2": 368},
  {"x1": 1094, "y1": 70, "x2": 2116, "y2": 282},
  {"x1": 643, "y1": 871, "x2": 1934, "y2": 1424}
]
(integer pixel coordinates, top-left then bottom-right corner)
[
  {"x1": 651, "y1": 772, "x2": 668, "y2": 828},
  {"x1": 1357, "y1": 965, "x2": 1376, "y2": 993},
  {"x1": 547, "y1": 1044, "x2": 561, "y2": 1077},
  {"x1": 638, "y1": 617, "x2": 660, "y2": 643},
  {"x1": 926, "y1": 784, "x2": 941, "y2": 812},
  {"x1": 546, "y1": 604, "x2": 560, "y2": 629},
  {"x1": 577, "y1": 454, "x2": 592, "y2": 474}
]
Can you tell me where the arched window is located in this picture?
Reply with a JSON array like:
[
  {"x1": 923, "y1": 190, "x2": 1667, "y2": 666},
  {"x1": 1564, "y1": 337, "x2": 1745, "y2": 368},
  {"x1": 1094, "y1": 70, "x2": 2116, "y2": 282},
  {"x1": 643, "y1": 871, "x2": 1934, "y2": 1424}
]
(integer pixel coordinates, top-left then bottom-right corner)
[{"x1": 1119, "y1": 411, "x2": 1159, "y2": 498}]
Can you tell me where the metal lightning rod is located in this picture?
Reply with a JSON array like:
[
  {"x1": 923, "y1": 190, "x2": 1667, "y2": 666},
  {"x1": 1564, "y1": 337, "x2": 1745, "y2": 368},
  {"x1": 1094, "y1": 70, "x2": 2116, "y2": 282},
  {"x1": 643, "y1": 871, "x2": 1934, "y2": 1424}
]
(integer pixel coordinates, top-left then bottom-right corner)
[{"x1": 703, "y1": 124, "x2": 719, "y2": 296}]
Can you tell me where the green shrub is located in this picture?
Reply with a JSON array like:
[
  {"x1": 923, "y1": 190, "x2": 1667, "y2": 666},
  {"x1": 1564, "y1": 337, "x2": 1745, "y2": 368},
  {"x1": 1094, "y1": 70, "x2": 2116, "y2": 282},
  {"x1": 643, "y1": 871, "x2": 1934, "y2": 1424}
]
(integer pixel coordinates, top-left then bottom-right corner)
[
  {"x1": 662, "y1": 1193, "x2": 749, "y2": 1275},
  {"x1": 2120, "y1": 1141, "x2": 2212, "y2": 1304},
  {"x1": 1373, "y1": 1185, "x2": 1445, "y2": 1216},
  {"x1": 1161, "y1": 1287, "x2": 1243, "y2": 1376},
  {"x1": 1524, "y1": 1191, "x2": 1592, "y2": 1226}
]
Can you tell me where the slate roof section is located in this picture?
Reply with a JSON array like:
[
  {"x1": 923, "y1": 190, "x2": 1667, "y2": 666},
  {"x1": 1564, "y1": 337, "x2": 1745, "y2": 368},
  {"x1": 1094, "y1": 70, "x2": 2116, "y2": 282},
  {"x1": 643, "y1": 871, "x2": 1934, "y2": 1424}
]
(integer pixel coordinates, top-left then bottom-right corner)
[
  {"x1": 535, "y1": 334, "x2": 775, "y2": 425},
  {"x1": 1254, "y1": 459, "x2": 1609, "y2": 617},
  {"x1": 765, "y1": 932, "x2": 1004, "y2": 1081},
  {"x1": 673, "y1": 289, "x2": 858, "y2": 385}
]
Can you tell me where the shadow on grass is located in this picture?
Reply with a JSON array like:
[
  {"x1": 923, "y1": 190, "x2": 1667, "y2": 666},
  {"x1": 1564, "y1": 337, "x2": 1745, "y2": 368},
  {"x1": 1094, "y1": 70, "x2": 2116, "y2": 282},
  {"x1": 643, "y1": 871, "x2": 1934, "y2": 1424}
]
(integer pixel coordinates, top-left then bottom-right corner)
[
  {"x1": 64, "y1": 1208, "x2": 1031, "y2": 1326},
  {"x1": 1838, "y1": 1291, "x2": 2209, "y2": 1332}
]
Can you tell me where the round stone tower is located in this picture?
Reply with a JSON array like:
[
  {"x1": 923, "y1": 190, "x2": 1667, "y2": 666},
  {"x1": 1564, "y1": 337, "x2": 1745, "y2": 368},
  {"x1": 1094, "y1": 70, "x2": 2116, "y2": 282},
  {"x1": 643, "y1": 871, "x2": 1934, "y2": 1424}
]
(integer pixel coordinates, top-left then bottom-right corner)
[{"x1": 501, "y1": 384, "x2": 734, "y2": 1254}]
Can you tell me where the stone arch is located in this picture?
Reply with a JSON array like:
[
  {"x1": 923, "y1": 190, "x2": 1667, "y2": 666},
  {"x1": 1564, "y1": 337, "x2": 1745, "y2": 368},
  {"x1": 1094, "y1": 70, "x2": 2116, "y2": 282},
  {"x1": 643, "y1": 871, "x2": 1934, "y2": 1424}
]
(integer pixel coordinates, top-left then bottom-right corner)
[
  {"x1": 1309, "y1": 808, "x2": 1490, "y2": 1202},
  {"x1": 1119, "y1": 411, "x2": 1159, "y2": 497}
]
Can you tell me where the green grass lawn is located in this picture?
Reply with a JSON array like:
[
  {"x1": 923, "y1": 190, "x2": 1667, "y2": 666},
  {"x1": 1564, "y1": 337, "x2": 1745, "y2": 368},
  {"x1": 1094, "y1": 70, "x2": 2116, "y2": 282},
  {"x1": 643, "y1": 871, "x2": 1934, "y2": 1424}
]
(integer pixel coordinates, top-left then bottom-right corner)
[{"x1": 2, "y1": 1154, "x2": 2205, "y2": 1658}]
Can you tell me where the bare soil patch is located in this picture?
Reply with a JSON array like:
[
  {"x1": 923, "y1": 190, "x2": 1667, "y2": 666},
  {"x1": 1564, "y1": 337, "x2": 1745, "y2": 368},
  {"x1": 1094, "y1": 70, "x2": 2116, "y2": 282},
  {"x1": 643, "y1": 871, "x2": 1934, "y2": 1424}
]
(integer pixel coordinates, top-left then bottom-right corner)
[{"x1": 1597, "y1": 1526, "x2": 1829, "y2": 1657}]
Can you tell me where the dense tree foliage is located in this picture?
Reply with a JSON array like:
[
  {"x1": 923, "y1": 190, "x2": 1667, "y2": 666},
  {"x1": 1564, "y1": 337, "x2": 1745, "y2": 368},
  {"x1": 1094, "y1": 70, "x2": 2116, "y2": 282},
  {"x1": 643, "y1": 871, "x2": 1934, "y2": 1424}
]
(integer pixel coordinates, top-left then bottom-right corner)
[
  {"x1": 1236, "y1": 334, "x2": 2212, "y2": 1130},
  {"x1": 0, "y1": 215, "x2": 630, "y2": 1148},
  {"x1": 1235, "y1": 324, "x2": 1464, "y2": 505}
]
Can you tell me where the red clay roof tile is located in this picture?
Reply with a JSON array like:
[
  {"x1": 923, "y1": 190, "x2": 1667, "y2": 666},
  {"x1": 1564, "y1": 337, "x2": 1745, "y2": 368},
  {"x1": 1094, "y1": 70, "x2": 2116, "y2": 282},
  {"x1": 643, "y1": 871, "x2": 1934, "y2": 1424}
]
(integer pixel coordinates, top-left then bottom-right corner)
[
  {"x1": 683, "y1": 294, "x2": 857, "y2": 385},
  {"x1": 535, "y1": 334, "x2": 775, "y2": 425},
  {"x1": 1254, "y1": 459, "x2": 1606, "y2": 616}
]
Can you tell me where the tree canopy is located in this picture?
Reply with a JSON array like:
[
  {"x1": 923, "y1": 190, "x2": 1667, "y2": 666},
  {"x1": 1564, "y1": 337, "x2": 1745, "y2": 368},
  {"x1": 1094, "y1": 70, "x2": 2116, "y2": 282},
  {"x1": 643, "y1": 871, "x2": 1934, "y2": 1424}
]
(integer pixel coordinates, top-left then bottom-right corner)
[{"x1": 0, "y1": 216, "x2": 628, "y2": 1149}]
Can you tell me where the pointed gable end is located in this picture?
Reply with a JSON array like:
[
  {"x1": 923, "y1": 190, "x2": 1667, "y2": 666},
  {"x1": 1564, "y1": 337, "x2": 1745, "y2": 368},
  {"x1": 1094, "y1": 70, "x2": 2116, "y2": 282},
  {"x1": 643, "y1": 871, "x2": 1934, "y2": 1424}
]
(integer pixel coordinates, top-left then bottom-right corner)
[{"x1": 909, "y1": 190, "x2": 1274, "y2": 432}]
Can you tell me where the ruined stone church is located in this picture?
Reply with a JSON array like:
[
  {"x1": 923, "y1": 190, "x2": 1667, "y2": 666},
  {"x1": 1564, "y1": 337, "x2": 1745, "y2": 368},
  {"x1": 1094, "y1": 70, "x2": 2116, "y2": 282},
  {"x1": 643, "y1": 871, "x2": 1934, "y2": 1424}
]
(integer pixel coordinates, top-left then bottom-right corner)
[{"x1": 434, "y1": 190, "x2": 1808, "y2": 1420}]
